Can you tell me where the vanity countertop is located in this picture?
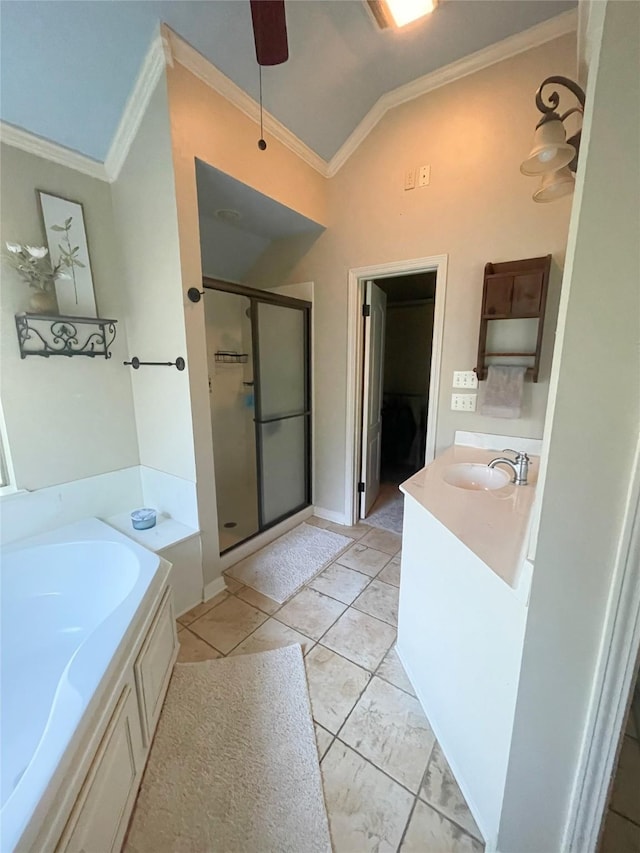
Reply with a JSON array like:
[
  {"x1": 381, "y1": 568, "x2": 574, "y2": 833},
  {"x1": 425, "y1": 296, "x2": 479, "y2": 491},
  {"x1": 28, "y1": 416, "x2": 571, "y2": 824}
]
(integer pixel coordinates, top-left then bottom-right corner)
[{"x1": 400, "y1": 444, "x2": 539, "y2": 589}]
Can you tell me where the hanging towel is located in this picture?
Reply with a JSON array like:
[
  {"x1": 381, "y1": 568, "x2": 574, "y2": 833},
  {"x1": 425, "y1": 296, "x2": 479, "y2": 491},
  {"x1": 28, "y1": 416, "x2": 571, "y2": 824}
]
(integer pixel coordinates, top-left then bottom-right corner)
[{"x1": 481, "y1": 365, "x2": 526, "y2": 419}]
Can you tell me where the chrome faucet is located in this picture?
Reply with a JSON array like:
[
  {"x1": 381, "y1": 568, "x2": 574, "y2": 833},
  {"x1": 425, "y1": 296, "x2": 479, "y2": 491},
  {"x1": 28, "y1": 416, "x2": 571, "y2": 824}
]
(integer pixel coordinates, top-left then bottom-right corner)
[{"x1": 488, "y1": 449, "x2": 530, "y2": 485}]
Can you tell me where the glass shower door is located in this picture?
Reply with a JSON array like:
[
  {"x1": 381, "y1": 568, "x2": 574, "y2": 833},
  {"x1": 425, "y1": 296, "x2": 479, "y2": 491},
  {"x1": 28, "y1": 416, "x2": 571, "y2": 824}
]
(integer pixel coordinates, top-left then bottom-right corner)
[{"x1": 253, "y1": 301, "x2": 311, "y2": 526}]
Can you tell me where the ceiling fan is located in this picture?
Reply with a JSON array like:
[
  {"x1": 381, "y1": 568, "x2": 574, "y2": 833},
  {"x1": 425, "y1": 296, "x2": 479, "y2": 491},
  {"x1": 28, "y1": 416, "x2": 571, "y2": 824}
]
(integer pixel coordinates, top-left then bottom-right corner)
[
  {"x1": 249, "y1": 0, "x2": 289, "y2": 149},
  {"x1": 249, "y1": 0, "x2": 289, "y2": 66}
]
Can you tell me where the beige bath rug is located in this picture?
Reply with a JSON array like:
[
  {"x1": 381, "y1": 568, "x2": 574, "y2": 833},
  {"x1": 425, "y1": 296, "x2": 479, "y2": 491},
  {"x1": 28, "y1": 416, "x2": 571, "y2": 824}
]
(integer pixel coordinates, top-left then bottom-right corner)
[
  {"x1": 227, "y1": 521, "x2": 352, "y2": 603},
  {"x1": 125, "y1": 646, "x2": 331, "y2": 853}
]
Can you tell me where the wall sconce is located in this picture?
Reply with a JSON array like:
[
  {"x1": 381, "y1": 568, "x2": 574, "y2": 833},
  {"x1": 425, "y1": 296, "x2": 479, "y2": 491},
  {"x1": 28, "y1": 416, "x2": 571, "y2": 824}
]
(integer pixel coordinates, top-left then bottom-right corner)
[{"x1": 521, "y1": 75, "x2": 586, "y2": 203}]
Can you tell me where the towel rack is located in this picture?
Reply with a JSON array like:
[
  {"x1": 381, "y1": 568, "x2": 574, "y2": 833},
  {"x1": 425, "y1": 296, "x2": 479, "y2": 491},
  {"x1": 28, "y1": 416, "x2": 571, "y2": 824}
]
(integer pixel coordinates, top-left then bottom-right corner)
[{"x1": 124, "y1": 356, "x2": 185, "y2": 371}]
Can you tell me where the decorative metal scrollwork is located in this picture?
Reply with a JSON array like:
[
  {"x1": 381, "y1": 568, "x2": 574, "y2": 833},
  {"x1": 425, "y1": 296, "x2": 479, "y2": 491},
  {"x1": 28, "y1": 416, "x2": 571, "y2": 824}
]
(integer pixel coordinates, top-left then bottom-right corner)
[
  {"x1": 534, "y1": 75, "x2": 586, "y2": 126},
  {"x1": 15, "y1": 313, "x2": 118, "y2": 360}
]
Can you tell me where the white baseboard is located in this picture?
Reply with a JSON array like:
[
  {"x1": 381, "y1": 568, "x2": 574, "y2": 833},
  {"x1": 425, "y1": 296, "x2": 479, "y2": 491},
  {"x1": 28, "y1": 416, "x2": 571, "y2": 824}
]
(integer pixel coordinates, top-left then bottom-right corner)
[
  {"x1": 313, "y1": 506, "x2": 348, "y2": 525},
  {"x1": 203, "y1": 575, "x2": 227, "y2": 602},
  {"x1": 219, "y1": 506, "x2": 314, "y2": 571}
]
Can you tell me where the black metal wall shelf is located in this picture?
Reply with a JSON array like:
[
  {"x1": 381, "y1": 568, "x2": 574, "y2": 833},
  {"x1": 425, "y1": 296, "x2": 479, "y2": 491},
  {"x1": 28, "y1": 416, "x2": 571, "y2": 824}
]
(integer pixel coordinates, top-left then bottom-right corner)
[{"x1": 15, "y1": 313, "x2": 118, "y2": 360}]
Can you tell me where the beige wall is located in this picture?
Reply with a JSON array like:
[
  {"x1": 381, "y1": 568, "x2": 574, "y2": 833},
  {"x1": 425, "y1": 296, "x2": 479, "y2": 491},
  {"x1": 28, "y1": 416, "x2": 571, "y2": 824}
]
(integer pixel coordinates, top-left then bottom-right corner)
[
  {"x1": 0, "y1": 144, "x2": 139, "y2": 490},
  {"x1": 499, "y1": 2, "x2": 640, "y2": 849},
  {"x1": 167, "y1": 61, "x2": 329, "y2": 585},
  {"x1": 111, "y1": 80, "x2": 195, "y2": 484},
  {"x1": 253, "y1": 34, "x2": 576, "y2": 515}
]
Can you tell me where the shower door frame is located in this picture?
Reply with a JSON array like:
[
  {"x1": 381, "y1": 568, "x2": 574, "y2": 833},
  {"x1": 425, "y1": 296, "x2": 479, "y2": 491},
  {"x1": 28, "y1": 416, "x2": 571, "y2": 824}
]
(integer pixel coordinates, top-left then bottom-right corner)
[{"x1": 203, "y1": 277, "x2": 312, "y2": 552}]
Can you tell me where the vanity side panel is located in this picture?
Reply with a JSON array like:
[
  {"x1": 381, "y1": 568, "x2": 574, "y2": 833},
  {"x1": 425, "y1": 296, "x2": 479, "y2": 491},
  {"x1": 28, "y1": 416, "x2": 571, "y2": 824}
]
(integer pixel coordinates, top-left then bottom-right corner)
[{"x1": 397, "y1": 494, "x2": 527, "y2": 847}]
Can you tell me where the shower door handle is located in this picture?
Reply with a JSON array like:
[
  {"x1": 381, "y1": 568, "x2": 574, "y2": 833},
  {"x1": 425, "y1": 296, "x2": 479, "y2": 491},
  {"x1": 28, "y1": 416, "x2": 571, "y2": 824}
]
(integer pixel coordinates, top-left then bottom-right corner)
[{"x1": 254, "y1": 411, "x2": 311, "y2": 425}]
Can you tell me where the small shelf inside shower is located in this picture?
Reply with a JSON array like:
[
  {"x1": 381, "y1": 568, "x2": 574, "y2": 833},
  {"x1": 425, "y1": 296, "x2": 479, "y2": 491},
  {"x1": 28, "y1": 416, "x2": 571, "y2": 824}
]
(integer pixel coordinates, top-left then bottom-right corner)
[{"x1": 214, "y1": 351, "x2": 248, "y2": 364}]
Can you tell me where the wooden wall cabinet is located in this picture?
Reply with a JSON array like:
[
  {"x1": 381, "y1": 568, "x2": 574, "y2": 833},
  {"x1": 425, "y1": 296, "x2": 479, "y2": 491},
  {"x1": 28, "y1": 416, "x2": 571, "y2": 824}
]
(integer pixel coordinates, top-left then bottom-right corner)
[{"x1": 475, "y1": 255, "x2": 551, "y2": 383}]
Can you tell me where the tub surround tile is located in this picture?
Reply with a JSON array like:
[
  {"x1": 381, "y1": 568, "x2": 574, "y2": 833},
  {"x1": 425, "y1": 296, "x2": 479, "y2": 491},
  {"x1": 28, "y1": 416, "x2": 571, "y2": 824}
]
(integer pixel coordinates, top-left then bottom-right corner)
[
  {"x1": 322, "y1": 608, "x2": 396, "y2": 671},
  {"x1": 610, "y1": 736, "x2": 640, "y2": 824},
  {"x1": 229, "y1": 619, "x2": 314, "y2": 657},
  {"x1": 420, "y1": 743, "x2": 482, "y2": 841},
  {"x1": 400, "y1": 800, "x2": 483, "y2": 852},
  {"x1": 359, "y1": 528, "x2": 403, "y2": 556},
  {"x1": 310, "y1": 563, "x2": 372, "y2": 605},
  {"x1": 315, "y1": 724, "x2": 334, "y2": 760},
  {"x1": 336, "y1": 543, "x2": 392, "y2": 577},
  {"x1": 276, "y1": 587, "x2": 347, "y2": 640},
  {"x1": 234, "y1": 586, "x2": 280, "y2": 615},
  {"x1": 177, "y1": 629, "x2": 223, "y2": 663},
  {"x1": 321, "y1": 740, "x2": 414, "y2": 853},
  {"x1": 353, "y1": 579, "x2": 399, "y2": 627},
  {"x1": 376, "y1": 646, "x2": 416, "y2": 697},
  {"x1": 305, "y1": 645, "x2": 371, "y2": 733},
  {"x1": 188, "y1": 596, "x2": 267, "y2": 654},
  {"x1": 377, "y1": 556, "x2": 401, "y2": 587},
  {"x1": 340, "y1": 676, "x2": 435, "y2": 793},
  {"x1": 177, "y1": 591, "x2": 229, "y2": 626}
]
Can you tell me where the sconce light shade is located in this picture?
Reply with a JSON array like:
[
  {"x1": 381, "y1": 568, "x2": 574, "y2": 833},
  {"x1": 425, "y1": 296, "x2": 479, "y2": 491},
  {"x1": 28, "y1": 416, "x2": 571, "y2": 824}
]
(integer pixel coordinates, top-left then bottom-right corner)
[
  {"x1": 520, "y1": 119, "x2": 576, "y2": 176},
  {"x1": 532, "y1": 166, "x2": 575, "y2": 203}
]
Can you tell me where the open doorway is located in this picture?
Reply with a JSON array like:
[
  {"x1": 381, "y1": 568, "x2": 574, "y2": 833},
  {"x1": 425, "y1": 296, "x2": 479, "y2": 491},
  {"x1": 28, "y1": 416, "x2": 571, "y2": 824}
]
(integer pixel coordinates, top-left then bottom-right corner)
[{"x1": 347, "y1": 256, "x2": 446, "y2": 530}]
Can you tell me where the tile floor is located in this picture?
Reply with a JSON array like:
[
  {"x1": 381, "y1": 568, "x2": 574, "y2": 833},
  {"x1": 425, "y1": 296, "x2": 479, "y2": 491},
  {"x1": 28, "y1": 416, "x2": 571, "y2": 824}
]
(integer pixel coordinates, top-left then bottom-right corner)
[
  {"x1": 176, "y1": 516, "x2": 484, "y2": 853},
  {"x1": 600, "y1": 702, "x2": 640, "y2": 853}
]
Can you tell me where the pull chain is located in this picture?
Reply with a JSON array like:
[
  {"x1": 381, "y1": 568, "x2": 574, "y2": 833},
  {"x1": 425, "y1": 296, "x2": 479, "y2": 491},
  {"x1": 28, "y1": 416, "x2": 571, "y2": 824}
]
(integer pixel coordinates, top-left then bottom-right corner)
[{"x1": 258, "y1": 65, "x2": 267, "y2": 151}]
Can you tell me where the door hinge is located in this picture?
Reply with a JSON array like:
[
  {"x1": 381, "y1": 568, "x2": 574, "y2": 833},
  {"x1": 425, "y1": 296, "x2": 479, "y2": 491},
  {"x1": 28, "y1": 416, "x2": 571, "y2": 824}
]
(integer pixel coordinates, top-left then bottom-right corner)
[
  {"x1": 357, "y1": 481, "x2": 365, "y2": 493},
  {"x1": 362, "y1": 304, "x2": 371, "y2": 317}
]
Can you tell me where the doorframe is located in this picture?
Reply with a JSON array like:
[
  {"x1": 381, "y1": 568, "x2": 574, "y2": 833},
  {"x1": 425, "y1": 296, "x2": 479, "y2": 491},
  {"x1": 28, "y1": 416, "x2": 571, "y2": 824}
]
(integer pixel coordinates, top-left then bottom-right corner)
[
  {"x1": 564, "y1": 434, "x2": 640, "y2": 851},
  {"x1": 345, "y1": 254, "x2": 448, "y2": 525}
]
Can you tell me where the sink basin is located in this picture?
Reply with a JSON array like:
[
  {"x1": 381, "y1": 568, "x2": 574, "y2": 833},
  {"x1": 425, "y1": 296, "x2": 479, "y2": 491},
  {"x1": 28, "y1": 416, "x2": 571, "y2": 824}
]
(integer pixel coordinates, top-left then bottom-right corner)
[{"x1": 443, "y1": 463, "x2": 510, "y2": 491}]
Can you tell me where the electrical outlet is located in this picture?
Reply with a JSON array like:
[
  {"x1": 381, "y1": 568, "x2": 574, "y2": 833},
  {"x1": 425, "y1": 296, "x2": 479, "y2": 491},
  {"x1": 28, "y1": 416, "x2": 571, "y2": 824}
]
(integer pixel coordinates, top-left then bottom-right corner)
[
  {"x1": 418, "y1": 164, "x2": 431, "y2": 187},
  {"x1": 453, "y1": 370, "x2": 478, "y2": 389},
  {"x1": 451, "y1": 393, "x2": 477, "y2": 412},
  {"x1": 404, "y1": 168, "x2": 416, "y2": 190}
]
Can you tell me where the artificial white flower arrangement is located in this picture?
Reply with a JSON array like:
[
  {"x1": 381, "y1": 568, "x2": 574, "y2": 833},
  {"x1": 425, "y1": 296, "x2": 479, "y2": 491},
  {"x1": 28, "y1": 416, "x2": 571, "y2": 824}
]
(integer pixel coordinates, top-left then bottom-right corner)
[{"x1": 4, "y1": 218, "x2": 84, "y2": 293}]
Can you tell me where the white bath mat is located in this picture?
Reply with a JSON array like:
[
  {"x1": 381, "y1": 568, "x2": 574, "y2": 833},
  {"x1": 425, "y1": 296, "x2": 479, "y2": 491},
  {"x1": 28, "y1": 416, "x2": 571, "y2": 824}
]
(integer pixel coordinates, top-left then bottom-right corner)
[
  {"x1": 227, "y1": 522, "x2": 352, "y2": 603},
  {"x1": 366, "y1": 486, "x2": 404, "y2": 535},
  {"x1": 125, "y1": 646, "x2": 331, "y2": 853}
]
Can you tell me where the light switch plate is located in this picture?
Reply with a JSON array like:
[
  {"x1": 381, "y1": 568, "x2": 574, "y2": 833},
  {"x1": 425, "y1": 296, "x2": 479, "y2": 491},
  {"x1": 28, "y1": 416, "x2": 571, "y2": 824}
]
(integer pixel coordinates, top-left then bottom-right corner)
[
  {"x1": 451, "y1": 393, "x2": 477, "y2": 412},
  {"x1": 404, "y1": 168, "x2": 416, "y2": 190},
  {"x1": 418, "y1": 164, "x2": 431, "y2": 187},
  {"x1": 453, "y1": 370, "x2": 478, "y2": 389}
]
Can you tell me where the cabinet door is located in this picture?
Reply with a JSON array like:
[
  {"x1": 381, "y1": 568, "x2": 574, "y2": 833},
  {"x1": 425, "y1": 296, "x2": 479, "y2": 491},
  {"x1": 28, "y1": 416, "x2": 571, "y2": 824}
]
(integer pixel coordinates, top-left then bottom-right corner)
[
  {"x1": 512, "y1": 272, "x2": 543, "y2": 315},
  {"x1": 483, "y1": 275, "x2": 513, "y2": 316},
  {"x1": 134, "y1": 587, "x2": 177, "y2": 744},
  {"x1": 57, "y1": 686, "x2": 143, "y2": 853}
]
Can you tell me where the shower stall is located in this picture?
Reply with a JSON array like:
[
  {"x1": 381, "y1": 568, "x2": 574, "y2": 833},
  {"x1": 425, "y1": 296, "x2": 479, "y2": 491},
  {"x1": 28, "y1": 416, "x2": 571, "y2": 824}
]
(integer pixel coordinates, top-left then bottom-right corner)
[{"x1": 203, "y1": 279, "x2": 311, "y2": 553}]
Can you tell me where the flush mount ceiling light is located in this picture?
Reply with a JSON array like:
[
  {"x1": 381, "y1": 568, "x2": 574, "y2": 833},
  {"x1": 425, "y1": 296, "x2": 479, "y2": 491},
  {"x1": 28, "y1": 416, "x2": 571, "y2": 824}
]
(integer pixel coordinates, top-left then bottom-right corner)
[
  {"x1": 521, "y1": 75, "x2": 586, "y2": 203},
  {"x1": 215, "y1": 209, "x2": 242, "y2": 224},
  {"x1": 366, "y1": 0, "x2": 437, "y2": 29}
]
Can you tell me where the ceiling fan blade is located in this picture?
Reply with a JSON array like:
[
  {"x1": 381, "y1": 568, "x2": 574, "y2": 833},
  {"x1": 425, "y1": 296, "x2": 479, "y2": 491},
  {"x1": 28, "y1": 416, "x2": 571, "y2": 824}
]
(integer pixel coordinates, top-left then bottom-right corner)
[{"x1": 250, "y1": 0, "x2": 289, "y2": 66}]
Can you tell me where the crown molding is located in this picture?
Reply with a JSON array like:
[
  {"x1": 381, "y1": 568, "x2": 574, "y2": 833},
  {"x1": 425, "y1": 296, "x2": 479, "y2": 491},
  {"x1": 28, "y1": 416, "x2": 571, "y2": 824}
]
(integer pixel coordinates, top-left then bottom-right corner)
[
  {"x1": 0, "y1": 122, "x2": 108, "y2": 181},
  {"x1": 326, "y1": 7, "x2": 579, "y2": 177},
  {"x1": 104, "y1": 30, "x2": 168, "y2": 181},
  {"x1": 166, "y1": 28, "x2": 330, "y2": 178},
  {"x1": 0, "y1": 9, "x2": 577, "y2": 186}
]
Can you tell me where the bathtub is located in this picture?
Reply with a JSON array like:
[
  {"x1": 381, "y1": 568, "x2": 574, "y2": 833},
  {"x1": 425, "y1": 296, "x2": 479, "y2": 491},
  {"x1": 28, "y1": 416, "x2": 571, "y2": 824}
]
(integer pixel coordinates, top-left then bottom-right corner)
[{"x1": 0, "y1": 518, "x2": 162, "y2": 852}]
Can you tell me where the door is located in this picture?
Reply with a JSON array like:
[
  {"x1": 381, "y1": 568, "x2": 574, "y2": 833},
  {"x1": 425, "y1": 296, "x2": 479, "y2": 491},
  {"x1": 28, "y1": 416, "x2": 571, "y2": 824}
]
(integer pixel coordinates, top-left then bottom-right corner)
[
  {"x1": 360, "y1": 281, "x2": 387, "y2": 518},
  {"x1": 253, "y1": 300, "x2": 311, "y2": 527}
]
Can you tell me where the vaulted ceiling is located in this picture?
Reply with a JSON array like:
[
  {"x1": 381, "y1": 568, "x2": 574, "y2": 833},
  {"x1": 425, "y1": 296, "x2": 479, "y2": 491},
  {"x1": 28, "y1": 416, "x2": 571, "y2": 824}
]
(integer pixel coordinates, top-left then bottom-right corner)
[{"x1": 0, "y1": 0, "x2": 575, "y2": 165}]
